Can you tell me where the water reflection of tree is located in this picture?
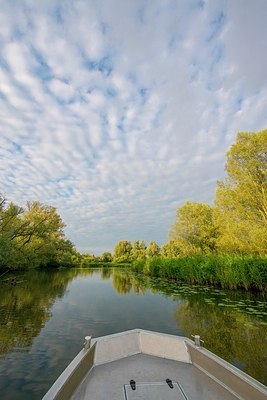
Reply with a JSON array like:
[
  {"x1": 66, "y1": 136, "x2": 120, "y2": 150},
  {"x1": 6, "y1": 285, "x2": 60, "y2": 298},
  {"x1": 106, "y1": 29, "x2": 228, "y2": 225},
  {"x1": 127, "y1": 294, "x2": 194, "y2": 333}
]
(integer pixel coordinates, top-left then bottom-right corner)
[
  {"x1": 0, "y1": 269, "x2": 79, "y2": 357},
  {"x1": 112, "y1": 269, "x2": 147, "y2": 295},
  {"x1": 101, "y1": 268, "x2": 112, "y2": 280},
  {"x1": 173, "y1": 302, "x2": 267, "y2": 384}
]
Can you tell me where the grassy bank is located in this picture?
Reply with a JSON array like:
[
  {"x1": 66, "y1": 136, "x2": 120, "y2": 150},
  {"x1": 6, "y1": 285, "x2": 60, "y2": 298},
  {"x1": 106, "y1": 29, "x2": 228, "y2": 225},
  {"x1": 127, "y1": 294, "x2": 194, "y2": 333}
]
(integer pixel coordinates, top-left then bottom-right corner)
[
  {"x1": 79, "y1": 261, "x2": 132, "y2": 268},
  {"x1": 131, "y1": 255, "x2": 267, "y2": 291}
]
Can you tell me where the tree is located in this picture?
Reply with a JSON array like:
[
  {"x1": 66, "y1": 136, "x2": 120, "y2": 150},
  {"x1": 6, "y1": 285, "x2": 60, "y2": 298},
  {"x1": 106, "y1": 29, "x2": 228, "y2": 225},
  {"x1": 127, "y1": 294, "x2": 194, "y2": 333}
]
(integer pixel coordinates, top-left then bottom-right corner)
[
  {"x1": 214, "y1": 129, "x2": 267, "y2": 255},
  {"x1": 54, "y1": 239, "x2": 79, "y2": 268},
  {"x1": 170, "y1": 201, "x2": 218, "y2": 254},
  {"x1": 0, "y1": 200, "x2": 25, "y2": 269},
  {"x1": 132, "y1": 240, "x2": 146, "y2": 260},
  {"x1": 161, "y1": 240, "x2": 181, "y2": 258},
  {"x1": 146, "y1": 241, "x2": 161, "y2": 257},
  {"x1": 101, "y1": 252, "x2": 113, "y2": 262},
  {"x1": 80, "y1": 253, "x2": 96, "y2": 267},
  {"x1": 0, "y1": 198, "x2": 76, "y2": 270},
  {"x1": 113, "y1": 240, "x2": 133, "y2": 263},
  {"x1": 12, "y1": 201, "x2": 66, "y2": 269}
]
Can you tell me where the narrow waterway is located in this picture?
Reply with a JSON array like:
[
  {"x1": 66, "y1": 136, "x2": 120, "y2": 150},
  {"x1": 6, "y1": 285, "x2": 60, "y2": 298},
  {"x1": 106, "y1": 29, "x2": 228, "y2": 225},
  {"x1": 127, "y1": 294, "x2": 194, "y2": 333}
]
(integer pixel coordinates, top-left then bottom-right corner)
[{"x1": 0, "y1": 268, "x2": 266, "y2": 399}]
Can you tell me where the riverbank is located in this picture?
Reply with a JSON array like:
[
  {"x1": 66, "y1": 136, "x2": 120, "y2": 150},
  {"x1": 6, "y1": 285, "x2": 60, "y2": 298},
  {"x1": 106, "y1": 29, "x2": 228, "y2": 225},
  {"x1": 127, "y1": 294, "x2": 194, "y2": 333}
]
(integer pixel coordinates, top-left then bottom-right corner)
[
  {"x1": 131, "y1": 255, "x2": 267, "y2": 291},
  {"x1": 2, "y1": 255, "x2": 266, "y2": 292}
]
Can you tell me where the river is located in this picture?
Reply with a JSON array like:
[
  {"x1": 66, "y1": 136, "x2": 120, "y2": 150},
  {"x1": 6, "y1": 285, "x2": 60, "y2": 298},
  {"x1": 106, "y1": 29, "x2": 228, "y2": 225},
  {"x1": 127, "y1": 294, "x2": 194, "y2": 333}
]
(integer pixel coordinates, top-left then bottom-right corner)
[{"x1": 0, "y1": 268, "x2": 266, "y2": 399}]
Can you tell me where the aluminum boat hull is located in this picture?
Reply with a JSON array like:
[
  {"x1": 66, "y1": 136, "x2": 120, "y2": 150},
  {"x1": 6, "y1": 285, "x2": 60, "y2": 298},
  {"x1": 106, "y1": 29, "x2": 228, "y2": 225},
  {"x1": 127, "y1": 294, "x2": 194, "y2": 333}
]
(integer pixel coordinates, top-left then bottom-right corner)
[{"x1": 42, "y1": 329, "x2": 267, "y2": 400}]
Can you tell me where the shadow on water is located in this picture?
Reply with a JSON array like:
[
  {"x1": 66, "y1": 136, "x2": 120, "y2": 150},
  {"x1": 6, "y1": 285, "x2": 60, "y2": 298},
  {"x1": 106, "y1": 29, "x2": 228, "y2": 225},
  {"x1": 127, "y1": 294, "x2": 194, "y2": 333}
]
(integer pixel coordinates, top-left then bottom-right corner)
[{"x1": 0, "y1": 267, "x2": 266, "y2": 399}]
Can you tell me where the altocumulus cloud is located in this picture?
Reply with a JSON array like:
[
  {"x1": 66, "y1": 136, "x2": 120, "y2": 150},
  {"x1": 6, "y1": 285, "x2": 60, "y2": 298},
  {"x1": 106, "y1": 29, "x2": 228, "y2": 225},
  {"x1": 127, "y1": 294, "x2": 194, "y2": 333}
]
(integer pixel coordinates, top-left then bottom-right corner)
[{"x1": 0, "y1": 0, "x2": 267, "y2": 254}]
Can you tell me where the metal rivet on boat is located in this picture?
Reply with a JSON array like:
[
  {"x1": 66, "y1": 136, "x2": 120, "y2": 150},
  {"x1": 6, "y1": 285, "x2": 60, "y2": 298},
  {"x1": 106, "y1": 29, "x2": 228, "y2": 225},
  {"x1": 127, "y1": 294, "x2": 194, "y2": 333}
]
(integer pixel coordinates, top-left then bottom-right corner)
[
  {"x1": 166, "y1": 378, "x2": 173, "y2": 389},
  {"x1": 130, "y1": 379, "x2": 136, "y2": 390},
  {"x1": 84, "y1": 336, "x2": 91, "y2": 350}
]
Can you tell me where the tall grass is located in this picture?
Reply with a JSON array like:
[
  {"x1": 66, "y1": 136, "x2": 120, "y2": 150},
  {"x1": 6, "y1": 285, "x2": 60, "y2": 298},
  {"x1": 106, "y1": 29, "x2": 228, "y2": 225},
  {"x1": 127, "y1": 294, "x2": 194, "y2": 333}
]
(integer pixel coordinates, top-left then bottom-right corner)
[{"x1": 132, "y1": 255, "x2": 267, "y2": 291}]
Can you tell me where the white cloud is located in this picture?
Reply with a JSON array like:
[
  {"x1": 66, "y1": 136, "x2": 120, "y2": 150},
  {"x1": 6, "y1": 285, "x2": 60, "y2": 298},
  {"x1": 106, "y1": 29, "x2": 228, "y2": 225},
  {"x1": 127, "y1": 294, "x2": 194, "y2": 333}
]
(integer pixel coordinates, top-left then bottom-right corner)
[
  {"x1": 0, "y1": 0, "x2": 267, "y2": 254},
  {"x1": 48, "y1": 79, "x2": 75, "y2": 102}
]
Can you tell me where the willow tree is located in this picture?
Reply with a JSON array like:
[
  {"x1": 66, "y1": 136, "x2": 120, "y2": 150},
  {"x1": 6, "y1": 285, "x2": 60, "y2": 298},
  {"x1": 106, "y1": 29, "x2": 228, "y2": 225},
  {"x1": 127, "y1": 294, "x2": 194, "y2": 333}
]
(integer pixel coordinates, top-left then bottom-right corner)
[
  {"x1": 0, "y1": 198, "x2": 75, "y2": 269},
  {"x1": 214, "y1": 129, "x2": 267, "y2": 255},
  {"x1": 170, "y1": 201, "x2": 218, "y2": 255},
  {"x1": 113, "y1": 240, "x2": 133, "y2": 262},
  {"x1": 146, "y1": 241, "x2": 161, "y2": 258},
  {"x1": 161, "y1": 240, "x2": 181, "y2": 258}
]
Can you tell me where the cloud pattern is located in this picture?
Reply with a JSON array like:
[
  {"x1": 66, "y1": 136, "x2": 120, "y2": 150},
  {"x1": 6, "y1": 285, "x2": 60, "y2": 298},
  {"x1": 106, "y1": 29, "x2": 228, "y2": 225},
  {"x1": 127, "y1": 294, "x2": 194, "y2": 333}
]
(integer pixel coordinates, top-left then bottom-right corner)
[{"x1": 0, "y1": 0, "x2": 267, "y2": 253}]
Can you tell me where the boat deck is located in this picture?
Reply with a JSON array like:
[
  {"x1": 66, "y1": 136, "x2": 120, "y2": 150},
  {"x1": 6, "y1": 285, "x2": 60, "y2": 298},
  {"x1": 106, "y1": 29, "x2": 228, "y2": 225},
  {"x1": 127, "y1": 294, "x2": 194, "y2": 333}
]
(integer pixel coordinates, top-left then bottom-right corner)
[
  {"x1": 71, "y1": 353, "x2": 239, "y2": 400},
  {"x1": 43, "y1": 330, "x2": 267, "y2": 400}
]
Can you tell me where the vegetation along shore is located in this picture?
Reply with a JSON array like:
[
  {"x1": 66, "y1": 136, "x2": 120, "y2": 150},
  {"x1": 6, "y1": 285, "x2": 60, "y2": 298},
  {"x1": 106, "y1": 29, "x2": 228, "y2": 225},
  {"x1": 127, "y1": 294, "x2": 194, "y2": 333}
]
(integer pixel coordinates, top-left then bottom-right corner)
[{"x1": 1, "y1": 129, "x2": 266, "y2": 291}]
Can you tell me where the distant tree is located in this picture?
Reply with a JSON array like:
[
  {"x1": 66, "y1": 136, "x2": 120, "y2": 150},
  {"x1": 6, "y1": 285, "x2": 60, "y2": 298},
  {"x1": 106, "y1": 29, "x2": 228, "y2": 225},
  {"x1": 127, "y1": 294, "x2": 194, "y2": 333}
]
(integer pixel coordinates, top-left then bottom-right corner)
[
  {"x1": 170, "y1": 201, "x2": 218, "y2": 255},
  {"x1": 214, "y1": 129, "x2": 267, "y2": 254},
  {"x1": 146, "y1": 241, "x2": 161, "y2": 257},
  {"x1": 132, "y1": 240, "x2": 146, "y2": 260},
  {"x1": 101, "y1": 252, "x2": 113, "y2": 262},
  {"x1": 113, "y1": 240, "x2": 133, "y2": 262},
  {"x1": 80, "y1": 253, "x2": 96, "y2": 267},
  {"x1": 161, "y1": 240, "x2": 181, "y2": 258}
]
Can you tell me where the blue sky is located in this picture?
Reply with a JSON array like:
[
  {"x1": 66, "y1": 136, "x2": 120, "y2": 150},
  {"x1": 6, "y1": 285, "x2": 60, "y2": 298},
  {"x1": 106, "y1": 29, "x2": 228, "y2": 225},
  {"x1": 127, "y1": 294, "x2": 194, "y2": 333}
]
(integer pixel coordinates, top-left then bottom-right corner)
[{"x1": 0, "y1": 0, "x2": 267, "y2": 254}]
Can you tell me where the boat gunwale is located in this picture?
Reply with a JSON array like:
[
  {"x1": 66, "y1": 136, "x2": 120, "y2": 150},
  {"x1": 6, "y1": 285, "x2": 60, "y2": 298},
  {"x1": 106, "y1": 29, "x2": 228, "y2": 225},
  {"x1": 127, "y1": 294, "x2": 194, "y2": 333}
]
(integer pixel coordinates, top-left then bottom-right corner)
[{"x1": 42, "y1": 329, "x2": 267, "y2": 400}]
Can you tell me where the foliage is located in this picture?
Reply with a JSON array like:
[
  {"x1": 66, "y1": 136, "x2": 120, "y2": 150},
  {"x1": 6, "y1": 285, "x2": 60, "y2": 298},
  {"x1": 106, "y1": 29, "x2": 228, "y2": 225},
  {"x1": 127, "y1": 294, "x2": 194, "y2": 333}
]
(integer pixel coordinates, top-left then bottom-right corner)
[
  {"x1": 146, "y1": 241, "x2": 161, "y2": 257},
  {"x1": 161, "y1": 240, "x2": 181, "y2": 258},
  {"x1": 112, "y1": 240, "x2": 161, "y2": 262},
  {"x1": 113, "y1": 240, "x2": 133, "y2": 263},
  {"x1": 170, "y1": 201, "x2": 218, "y2": 254},
  {"x1": 168, "y1": 129, "x2": 267, "y2": 256},
  {"x1": 131, "y1": 255, "x2": 267, "y2": 291},
  {"x1": 101, "y1": 252, "x2": 113, "y2": 262},
  {"x1": 79, "y1": 253, "x2": 96, "y2": 267},
  {"x1": 0, "y1": 197, "x2": 77, "y2": 270},
  {"x1": 132, "y1": 240, "x2": 146, "y2": 260},
  {"x1": 214, "y1": 129, "x2": 267, "y2": 255}
]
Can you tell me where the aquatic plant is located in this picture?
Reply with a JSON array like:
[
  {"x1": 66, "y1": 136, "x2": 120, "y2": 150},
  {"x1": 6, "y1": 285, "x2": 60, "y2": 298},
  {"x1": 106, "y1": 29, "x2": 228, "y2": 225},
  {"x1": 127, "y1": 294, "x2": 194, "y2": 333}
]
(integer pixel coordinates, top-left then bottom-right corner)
[{"x1": 131, "y1": 255, "x2": 267, "y2": 291}]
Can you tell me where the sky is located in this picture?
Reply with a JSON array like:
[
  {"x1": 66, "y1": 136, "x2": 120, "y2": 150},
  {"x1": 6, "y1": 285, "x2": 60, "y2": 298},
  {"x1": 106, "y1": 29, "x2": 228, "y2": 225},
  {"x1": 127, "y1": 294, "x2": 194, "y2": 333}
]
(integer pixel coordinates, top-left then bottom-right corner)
[{"x1": 0, "y1": 0, "x2": 267, "y2": 255}]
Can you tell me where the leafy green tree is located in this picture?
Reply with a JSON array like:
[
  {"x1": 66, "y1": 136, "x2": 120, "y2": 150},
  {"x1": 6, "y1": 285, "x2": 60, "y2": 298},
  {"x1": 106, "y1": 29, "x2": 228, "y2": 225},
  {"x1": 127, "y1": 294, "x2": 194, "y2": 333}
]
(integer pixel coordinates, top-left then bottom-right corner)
[
  {"x1": 0, "y1": 198, "x2": 76, "y2": 270},
  {"x1": 80, "y1": 253, "x2": 96, "y2": 267},
  {"x1": 170, "y1": 201, "x2": 218, "y2": 254},
  {"x1": 101, "y1": 252, "x2": 113, "y2": 262},
  {"x1": 0, "y1": 199, "x2": 26, "y2": 269},
  {"x1": 113, "y1": 240, "x2": 133, "y2": 262},
  {"x1": 214, "y1": 129, "x2": 267, "y2": 255},
  {"x1": 55, "y1": 239, "x2": 80, "y2": 267},
  {"x1": 146, "y1": 241, "x2": 161, "y2": 257},
  {"x1": 132, "y1": 240, "x2": 146, "y2": 260},
  {"x1": 161, "y1": 240, "x2": 181, "y2": 258},
  {"x1": 12, "y1": 201, "x2": 66, "y2": 269}
]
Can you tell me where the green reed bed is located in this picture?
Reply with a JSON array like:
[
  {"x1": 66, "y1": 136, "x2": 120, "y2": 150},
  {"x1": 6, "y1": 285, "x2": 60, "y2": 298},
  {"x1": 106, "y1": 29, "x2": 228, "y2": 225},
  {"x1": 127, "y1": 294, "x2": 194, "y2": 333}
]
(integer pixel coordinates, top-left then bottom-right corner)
[{"x1": 132, "y1": 255, "x2": 267, "y2": 291}]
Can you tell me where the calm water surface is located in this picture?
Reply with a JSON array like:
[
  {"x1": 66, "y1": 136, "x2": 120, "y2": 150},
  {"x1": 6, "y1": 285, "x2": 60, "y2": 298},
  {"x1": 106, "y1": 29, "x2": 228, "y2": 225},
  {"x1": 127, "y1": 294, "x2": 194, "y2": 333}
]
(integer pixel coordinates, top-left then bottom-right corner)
[{"x1": 0, "y1": 268, "x2": 266, "y2": 399}]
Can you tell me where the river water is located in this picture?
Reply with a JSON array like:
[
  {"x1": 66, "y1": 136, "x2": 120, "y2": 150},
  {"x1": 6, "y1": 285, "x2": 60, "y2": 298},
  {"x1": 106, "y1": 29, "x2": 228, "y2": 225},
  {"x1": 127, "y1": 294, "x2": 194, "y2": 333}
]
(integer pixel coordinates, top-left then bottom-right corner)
[{"x1": 0, "y1": 268, "x2": 266, "y2": 399}]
